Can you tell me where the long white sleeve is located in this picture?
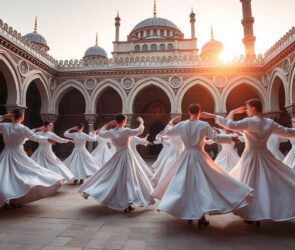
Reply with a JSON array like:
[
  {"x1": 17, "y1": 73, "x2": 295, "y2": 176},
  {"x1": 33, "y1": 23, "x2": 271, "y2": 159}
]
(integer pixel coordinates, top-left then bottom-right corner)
[
  {"x1": 64, "y1": 130, "x2": 75, "y2": 139},
  {"x1": 206, "y1": 123, "x2": 234, "y2": 144},
  {"x1": 23, "y1": 126, "x2": 48, "y2": 142},
  {"x1": 125, "y1": 124, "x2": 144, "y2": 137},
  {"x1": 215, "y1": 116, "x2": 250, "y2": 132},
  {"x1": 272, "y1": 122, "x2": 295, "y2": 138},
  {"x1": 49, "y1": 132, "x2": 69, "y2": 143}
]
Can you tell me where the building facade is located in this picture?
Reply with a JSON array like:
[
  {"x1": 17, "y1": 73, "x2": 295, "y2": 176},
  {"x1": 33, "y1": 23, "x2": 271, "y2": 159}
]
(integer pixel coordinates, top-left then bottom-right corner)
[{"x1": 0, "y1": 0, "x2": 295, "y2": 157}]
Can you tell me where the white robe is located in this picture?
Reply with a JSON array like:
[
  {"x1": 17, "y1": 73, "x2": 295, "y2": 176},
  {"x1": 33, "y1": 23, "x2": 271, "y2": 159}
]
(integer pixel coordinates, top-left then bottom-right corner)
[
  {"x1": 31, "y1": 131, "x2": 75, "y2": 183},
  {"x1": 213, "y1": 130, "x2": 241, "y2": 173},
  {"x1": 152, "y1": 134, "x2": 184, "y2": 186},
  {"x1": 283, "y1": 138, "x2": 295, "y2": 169},
  {"x1": 267, "y1": 134, "x2": 288, "y2": 161},
  {"x1": 151, "y1": 134, "x2": 170, "y2": 170},
  {"x1": 216, "y1": 115, "x2": 295, "y2": 221},
  {"x1": 0, "y1": 119, "x2": 63, "y2": 207},
  {"x1": 153, "y1": 120, "x2": 253, "y2": 220},
  {"x1": 79, "y1": 124, "x2": 155, "y2": 210},
  {"x1": 63, "y1": 130, "x2": 99, "y2": 180},
  {"x1": 91, "y1": 133, "x2": 113, "y2": 166},
  {"x1": 130, "y1": 136, "x2": 153, "y2": 178}
]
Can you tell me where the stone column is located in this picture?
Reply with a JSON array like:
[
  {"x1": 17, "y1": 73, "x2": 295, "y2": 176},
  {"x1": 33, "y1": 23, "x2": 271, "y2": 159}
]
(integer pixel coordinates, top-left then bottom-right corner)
[
  {"x1": 40, "y1": 113, "x2": 58, "y2": 123},
  {"x1": 125, "y1": 113, "x2": 133, "y2": 128},
  {"x1": 190, "y1": 10, "x2": 196, "y2": 39},
  {"x1": 5, "y1": 104, "x2": 26, "y2": 113},
  {"x1": 84, "y1": 114, "x2": 98, "y2": 152},
  {"x1": 170, "y1": 112, "x2": 182, "y2": 119},
  {"x1": 286, "y1": 104, "x2": 295, "y2": 119}
]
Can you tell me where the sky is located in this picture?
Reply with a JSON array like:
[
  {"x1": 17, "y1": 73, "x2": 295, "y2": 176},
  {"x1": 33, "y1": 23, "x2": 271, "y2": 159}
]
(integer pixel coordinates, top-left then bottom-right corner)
[{"x1": 0, "y1": 0, "x2": 294, "y2": 60}]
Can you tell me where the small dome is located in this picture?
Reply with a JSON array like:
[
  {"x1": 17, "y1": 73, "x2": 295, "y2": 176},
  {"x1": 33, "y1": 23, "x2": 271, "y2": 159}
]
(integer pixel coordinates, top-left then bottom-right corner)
[
  {"x1": 23, "y1": 32, "x2": 48, "y2": 47},
  {"x1": 132, "y1": 17, "x2": 180, "y2": 32},
  {"x1": 200, "y1": 27, "x2": 224, "y2": 61},
  {"x1": 84, "y1": 45, "x2": 108, "y2": 58},
  {"x1": 201, "y1": 39, "x2": 224, "y2": 55}
]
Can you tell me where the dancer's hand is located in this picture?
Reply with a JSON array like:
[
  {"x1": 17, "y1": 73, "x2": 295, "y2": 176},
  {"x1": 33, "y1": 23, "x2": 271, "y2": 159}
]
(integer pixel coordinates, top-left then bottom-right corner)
[
  {"x1": 48, "y1": 138, "x2": 56, "y2": 144},
  {"x1": 2, "y1": 113, "x2": 14, "y2": 120},
  {"x1": 232, "y1": 136, "x2": 241, "y2": 144},
  {"x1": 137, "y1": 117, "x2": 144, "y2": 124},
  {"x1": 35, "y1": 126, "x2": 45, "y2": 132},
  {"x1": 200, "y1": 112, "x2": 215, "y2": 119},
  {"x1": 230, "y1": 107, "x2": 247, "y2": 115},
  {"x1": 169, "y1": 116, "x2": 181, "y2": 125},
  {"x1": 104, "y1": 120, "x2": 116, "y2": 129}
]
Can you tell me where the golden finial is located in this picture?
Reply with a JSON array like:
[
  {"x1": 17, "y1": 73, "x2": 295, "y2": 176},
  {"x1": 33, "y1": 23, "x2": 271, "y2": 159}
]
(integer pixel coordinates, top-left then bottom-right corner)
[
  {"x1": 211, "y1": 26, "x2": 214, "y2": 40},
  {"x1": 95, "y1": 32, "x2": 98, "y2": 46},
  {"x1": 153, "y1": 0, "x2": 157, "y2": 17},
  {"x1": 34, "y1": 16, "x2": 38, "y2": 33}
]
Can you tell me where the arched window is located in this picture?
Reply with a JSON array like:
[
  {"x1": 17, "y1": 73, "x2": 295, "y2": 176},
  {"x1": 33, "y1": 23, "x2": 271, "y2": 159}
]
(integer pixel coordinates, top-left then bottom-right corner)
[
  {"x1": 160, "y1": 30, "x2": 164, "y2": 37},
  {"x1": 142, "y1": 44, "x2": 149, "y2": 51},
  {"x1": 153, "y1": 30, "x2": 157, "y2": 36},
  {"x1": 134, "y1": 45, "x2": 141, "y2": 51},
  {"x1": 146, "y1": 30, "x2": 150, "y2": 37},
  {"x1": 159, "y1": 44, "x2": 165, "y2": 50},
  {"x1": 150, "y1": 44, "x2": 157, "y2": 51},
  {"x1": 167, "y1": 43, "x2": 174, "y2": 50}
]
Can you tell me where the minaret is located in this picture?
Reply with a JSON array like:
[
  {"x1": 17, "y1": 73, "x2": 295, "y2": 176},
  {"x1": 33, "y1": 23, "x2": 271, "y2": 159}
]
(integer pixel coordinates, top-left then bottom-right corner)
[
  {"x1": 190, "y1": 8, "x2": 196, "y2": 39},
  {"x1": 240, "y1": 0, "x2": 256, "y2": 57},
  {"x1": 210, "y1": 26, "x2": 214, "y2": 40},
  {"x1": 153, "y1": 0, "x2": 157, "y2": 17},
  {"x1": 95, "y1": 32, "x2": 98, "y2": 46},
  {"x1": 115, "y1": 11, "x2": 121, "y2": 42},
  {"x1": 34, "y1": 16, "x2": 38, "y2": 33}
]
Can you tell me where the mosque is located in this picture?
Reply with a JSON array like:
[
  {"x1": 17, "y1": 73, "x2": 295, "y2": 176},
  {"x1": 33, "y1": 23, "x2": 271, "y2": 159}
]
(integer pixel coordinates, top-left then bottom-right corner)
[{"x1": 0, "y1": 0, "x2": 294, "y2": 157}]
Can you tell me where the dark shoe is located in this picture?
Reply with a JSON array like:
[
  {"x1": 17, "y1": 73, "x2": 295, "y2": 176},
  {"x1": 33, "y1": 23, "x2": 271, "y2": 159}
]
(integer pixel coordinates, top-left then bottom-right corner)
[
  {"x1": 124, "y1": 205, "x2": 135, "y2": 213},
  {"x1": 243, "y1": 220, "x2": 254, "y2": 225},
  {"x1": 73, "y1": 179, "x2": 78, "y2": 185},
  {"x1": 198, "y1": 216, "x2": 209, "y2": 230},
  {"x1": 79, "y1": 179, "x2": 84, "y2": 185}
]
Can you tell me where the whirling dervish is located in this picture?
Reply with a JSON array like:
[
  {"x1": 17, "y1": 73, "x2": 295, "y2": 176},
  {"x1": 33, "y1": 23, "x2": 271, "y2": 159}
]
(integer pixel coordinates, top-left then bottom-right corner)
[
  {"x1": 151, "y1": 132, "x2": 184, "y2": 186},
  {"x1": 203, "y1": 99, "x2": 295, "y2": 224},
  {"x1": 151, "y1": 131, "x2": 170, "y2": 171},
  {"x1": 79, "y1": 114, "x2": 155, "y2": 212},
  {"x1": 90, "y1": 129, "x2": 113, "y2": 166},
  {"x1": 63, "y1": 123, "x2": 99, "y2": 185},
  {"x1": 283, "y1": 120, "x2": 295, "y2": 169},
  {"x1": 31, "y1": 121, "x2": 75, "y2": 184},
  {"x1": 267, "y1": 134, "x2": 288, "y2": 161},
  {"x1": 153, "y1": 104, "x2": 253, "y2": 229},
  {"x1": 0, "y1": 109, "x2": 64, "y2": 208},
  {"x1": 130, "y1": 134, "x2": 153, "y2": 178}
]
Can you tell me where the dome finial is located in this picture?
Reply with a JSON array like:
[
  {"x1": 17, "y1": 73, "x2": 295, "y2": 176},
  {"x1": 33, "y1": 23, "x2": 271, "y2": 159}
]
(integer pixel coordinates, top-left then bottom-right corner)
[
  {"x1": 211, "y1": 26, "x2": 214, "y2": 40},
  {"x1": 34, "y1": 16, "x2": 38, "y2": 33},
  {"x1": 153, "y1": 0, "x2": 157, "y2": 17},
  {"x1": 95, "y1": 32, "x2": 98, "y2": 46}
]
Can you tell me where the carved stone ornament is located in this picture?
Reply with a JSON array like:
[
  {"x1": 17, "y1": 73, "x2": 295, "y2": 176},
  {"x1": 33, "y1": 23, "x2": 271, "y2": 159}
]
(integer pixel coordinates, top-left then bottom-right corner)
[
  {"x1": 262, "y1": 74, "x2": 270, "y2": 87},
  {"x1": 49, "y1": 78, "x2": 57, "y2": 91},
  {"x1": 282, "y1": 58, "x2": 290, "y2": 75},
  {"x1": 18, "y1": 60, "x2": 29, "y2": 75},
  {"x1": 213, "y1": 76, "x2": 227, "y2": 88},
  {"x1": 169, "y1": 76, "x2": 182, "y2": 89},
  {"x1": 121, "y1": 77, "x2": 134, "y2": 89},
  {"x1": 84, "y1": 78, "x2": 96, "y2": 90}
]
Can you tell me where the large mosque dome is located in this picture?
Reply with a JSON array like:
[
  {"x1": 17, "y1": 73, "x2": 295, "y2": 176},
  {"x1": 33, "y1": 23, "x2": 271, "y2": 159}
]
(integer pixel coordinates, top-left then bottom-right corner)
[
  {"x1": 132, "y1": 17, "x2": 180, "y2": 33},
  {"x1": 200, "y1": 28, "x2": 224, "y2": 61},
  {"x1": 83, "y1": 34, "x2": 108, "y2": 60}
]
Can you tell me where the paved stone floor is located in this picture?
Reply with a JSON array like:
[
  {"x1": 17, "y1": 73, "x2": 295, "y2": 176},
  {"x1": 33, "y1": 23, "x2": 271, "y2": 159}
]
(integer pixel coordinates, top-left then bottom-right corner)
[{"x1": 1, "y1": 185, "x2": 295, "y2": 250}]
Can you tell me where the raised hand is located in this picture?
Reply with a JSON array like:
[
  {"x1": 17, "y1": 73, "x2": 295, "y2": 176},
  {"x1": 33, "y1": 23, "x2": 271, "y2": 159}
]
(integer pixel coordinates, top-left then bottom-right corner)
[
  {"x1": 137, "y1": 117, "x2": 144, "y2": 124},
  {"x1": 231, "y1": 106, "x2": 247, "y2": 115},
  {"x1": 232, "y1": 136, "x2": 241, "y2": 144},
  {"x1": 200, "y1": 112, "x2": 215, "y2": 119}
]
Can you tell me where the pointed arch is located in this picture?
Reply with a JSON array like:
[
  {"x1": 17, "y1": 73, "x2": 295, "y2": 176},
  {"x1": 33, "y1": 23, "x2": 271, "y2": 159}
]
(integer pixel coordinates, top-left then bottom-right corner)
[
  {"x1": 50, "y1": 80, "x2": 90, "y2": 114},
  {"x1": 268, "y1": 72, "x2": 288, "y2": 112},
  {"x1": 127, "y1": 77, "x2": 175, "y2": 113}
]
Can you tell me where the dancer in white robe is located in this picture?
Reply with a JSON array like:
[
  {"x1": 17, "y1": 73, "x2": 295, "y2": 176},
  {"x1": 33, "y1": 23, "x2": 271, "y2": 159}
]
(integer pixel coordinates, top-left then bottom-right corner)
[
  {"x1": 212, "y1": 129, "x2": 241, "y2": 173},
  {"x1": 63, "y1": 123, "x2": 99, "y2": 184},
  {"x1": 31, "y1": 121, "x2": 75, "y2": 184},
  {"x1": 130, "y1": 135, "x2": 153, "y2": 178},
  {"x1": 0, "y1": 110, "x2": 64, "y2": 208},
  {"x1": 90, "y1": 130, "x2": 113, "y2": 166},
  {"x1": 203, "y1": 99, "x2": 295, "y2": 223},
  {"x1": 153, "y1": 104, "x2": 253, "y2": 228},
  {"x1": 79, "y1": 114, "x2": 155, "y2": 212},
  {"x1": 151, "y1": 132, "x2": 170, "y2": 171},
  {"x1": 152, "y1": 133, "x2": 184, "y2": 186},
  {"x1": 267, "y1": 134, "x2": 288, "y2": 161},
  {"x1": 283, "y1": 138, "x2": 295, "y2": 169}
]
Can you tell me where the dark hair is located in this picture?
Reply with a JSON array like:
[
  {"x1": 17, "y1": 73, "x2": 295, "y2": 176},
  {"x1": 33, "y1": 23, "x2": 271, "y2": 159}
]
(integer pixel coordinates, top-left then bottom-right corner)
[
  {"x1": 12, "y1": 108, "x2": 24, "y2": 120},
  {"x1": 77, "y1": 123, "x2": 84, "y2": 129},
  {"x1": 188, "y1": 103, "x2": 201, "y2": 115},
  {"x1": 246, "y1": 99, "x2": 262, "y2": 113},
  {"x1": 44, "y1": 121, "x2": 52, "y2": 127},
  {"x1": 116, "y1": 113, "x2": 127, "y2": 124}
]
